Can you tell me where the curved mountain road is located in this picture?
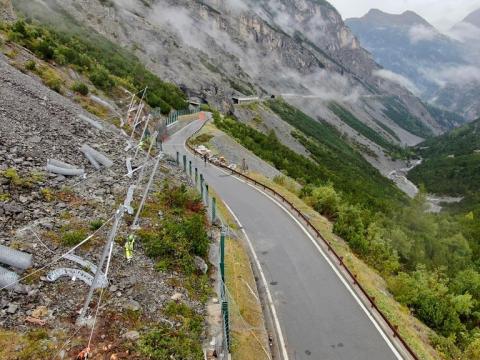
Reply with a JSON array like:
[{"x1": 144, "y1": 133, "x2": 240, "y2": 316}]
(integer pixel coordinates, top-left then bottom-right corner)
[{"x1": 164, "y1": 119, "x2": 402, "y2": 360}]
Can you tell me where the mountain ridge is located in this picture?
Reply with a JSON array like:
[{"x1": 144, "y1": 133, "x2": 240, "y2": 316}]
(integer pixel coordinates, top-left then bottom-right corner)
[
  {"x1": 346, "y1": 7, "x2": 478, "y2": 121},
  {"x1": 463, "y1": 7, "x2": 480, "y2": 27},
  {"x1": 349, "y1": 8, "x2": 433, "y2": 28},
  {"x1": 8, "y1": 0, "x2": 454, "y2": 176}
]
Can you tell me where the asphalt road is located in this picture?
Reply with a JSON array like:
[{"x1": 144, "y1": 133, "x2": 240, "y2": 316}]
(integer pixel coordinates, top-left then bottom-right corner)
[{"x1": 164, "y1": 119, "x2": 401, "y2": 360}]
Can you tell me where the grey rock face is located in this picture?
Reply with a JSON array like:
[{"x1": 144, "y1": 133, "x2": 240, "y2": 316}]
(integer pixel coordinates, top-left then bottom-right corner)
[{"x1": 17, "y1": 0, "x2": 444, "y2": 140}]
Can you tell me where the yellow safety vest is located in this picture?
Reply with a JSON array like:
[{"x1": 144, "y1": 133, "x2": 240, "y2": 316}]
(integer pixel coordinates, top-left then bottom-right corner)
[{"x1": 125, "y1": 237, "x2": 135, "y2": 260}]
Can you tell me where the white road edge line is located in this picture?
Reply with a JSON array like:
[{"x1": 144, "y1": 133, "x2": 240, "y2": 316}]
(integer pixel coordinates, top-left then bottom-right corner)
[
  {"x1": 228, "y1": 174, "x2": 404, "y2": 360},
  {"x1": 222, "y1": 200, "x2": 290, "y2": 360},
  {"x1": 176, "y1": 119, "x2": 402, "y2": 359}
]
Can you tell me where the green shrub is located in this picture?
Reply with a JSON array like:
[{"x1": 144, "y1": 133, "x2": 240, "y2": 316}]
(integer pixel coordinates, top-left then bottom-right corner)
[
  {"x1": 308, "y1": 184, "x2": 341, "y2": 220},
  {"x1": 24, "y1": 59, "x2": 36, "y2": 71},
  {"x1": 139, "y1": 214, "x2": 208, "y2": 275},
  {"x1": 388, "y1": 267, "x2": 472, "y2": 337},
  {"x1": 71, "y1": 81, "x2": 89, "y2": 96},
  {"x1": 139, "y1": 302, "x2": 203, "y2": 359},
  {"x1": 61, "y1": 229, "x2": 87, "y2": 246},
  {"x1": 89, "y1": 66, "x2": 115, "y2": 90},
  {"x1": 190, "y1": 133, "x2": 213, "y2": 146},
  {"x1": 138, "y1": 183, "x2": 209, "y2": 275},
  {"x1": 89, "y1": 219, "x2": 104, "y2": 231},
  {"x1": 334, "y1": 204, "x2": 367, "y2": 253},
  {"x1": 33, "y1": 38, "x2": 56, "y2": 60},
  {"x1": 1, "y1": 168, "x2": 22, "y2": 186},
  {"x1": 200, "y1": 103, "x2": 211, "y2": 111}
]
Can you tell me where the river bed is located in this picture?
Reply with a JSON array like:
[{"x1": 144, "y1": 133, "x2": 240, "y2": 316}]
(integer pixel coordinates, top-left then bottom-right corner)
[{"x1": 387, "y1": 159, "x2": 462, "y2": 212}]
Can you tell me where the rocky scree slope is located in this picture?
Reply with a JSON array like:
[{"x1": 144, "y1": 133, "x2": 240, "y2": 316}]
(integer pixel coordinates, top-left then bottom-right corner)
[
  {"x1": 12, "y1": 0, "x2": 445, "y2": 149},
  {"x1": 0, "y1": 55, "x2": 209, "y2": 358}
]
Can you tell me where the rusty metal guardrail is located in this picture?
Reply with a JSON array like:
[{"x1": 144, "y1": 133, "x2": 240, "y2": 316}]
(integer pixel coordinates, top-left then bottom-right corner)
[{"x1": 185, "y1": 118, "x2": 419, "y2": 360}]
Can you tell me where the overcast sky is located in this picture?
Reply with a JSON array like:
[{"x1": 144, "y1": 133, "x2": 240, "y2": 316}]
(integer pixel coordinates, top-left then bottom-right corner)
[{"x1": 329, "y1": 0, "x2": 480, "y2": 31}]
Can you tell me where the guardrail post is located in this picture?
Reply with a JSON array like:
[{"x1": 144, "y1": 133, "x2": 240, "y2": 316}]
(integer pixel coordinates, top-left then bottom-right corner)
[
  {"x1": 200, "y1": 174, "x2": 204, "y2": 199},
  {"x1": 176, "y1": 151, "x2": 179, "y2": 165},
  {"x1": 189, "y1": 160, "x2": 192, "y2": 177},
  {"x1": 183, "y1": 155, "x2": 187, "y2": 172},
  {"x1": 212, "y1": 197, "x2": 216, "y2": 223},
  {"x1": 195, "y1": 167, "x2": 198, "y2": 185}
]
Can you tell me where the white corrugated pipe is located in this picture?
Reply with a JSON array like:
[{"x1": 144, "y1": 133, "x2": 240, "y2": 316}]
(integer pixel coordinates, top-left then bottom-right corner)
[
  {"x1": 0, "y1": 245, "x2": 32, "y2": 270},
  {"x1": 80, "y1": 144, "x2": 113, "y2": 168},
  {"x1": 46, "y1": 163, "x2": 85, "y2": 176},
  {"x1": 0, "y1": 266, "x2": 19, "y2": 289}
]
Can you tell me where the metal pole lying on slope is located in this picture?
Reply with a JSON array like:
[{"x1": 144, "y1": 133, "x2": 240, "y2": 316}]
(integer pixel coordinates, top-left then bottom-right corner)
[
  {"x1": 135, "y1": 131, "x2": 158, "y2": 187},
  {"x1": 133, "y1": 114, "x2": 151, "y2": 160},
  {"x1": 77, "y1": 206, "x2": 125, "y2": 325},
  {"x1": 131, "y1": 153, "x2": 163, "y2": 229}
]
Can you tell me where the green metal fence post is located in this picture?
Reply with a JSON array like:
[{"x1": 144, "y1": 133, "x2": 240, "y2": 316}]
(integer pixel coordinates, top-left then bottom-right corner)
[
  {"x1": 222, "y1": 301, "x2": 230, "y2": 350},
  {"x1": 212, "y1": 197, "x2": 216, "y2": 223},
  {"x1": 220, "y1": 231, "x2": 225, "y2": 283},
  {"x1": 205, "y1": 183, "x2": 209, "y2": 206}
]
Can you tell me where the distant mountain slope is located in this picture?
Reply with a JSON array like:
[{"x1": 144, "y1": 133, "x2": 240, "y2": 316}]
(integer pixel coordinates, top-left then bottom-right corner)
[
  {"x1": 8, "y1": 0, "x2": 471, "y2": 188},
  {"x1": 409, "y1": 118, "x2": 480, "y2": 202},
  {"x1": 10, "y1": 0, "x2": 450, "y2": 149},
  {"x1": 463, "y1": 8, "x2": 480, "y2": 27},
  {"x1": 346, "y1": 9, "x2": 477, "y2": 121}
]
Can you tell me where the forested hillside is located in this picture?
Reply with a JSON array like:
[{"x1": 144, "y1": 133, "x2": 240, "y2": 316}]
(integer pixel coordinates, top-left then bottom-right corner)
[
  {"x1": 409, "y1": 118, "x2": 480, "y2": 211},
  {"x1": 1, "y1": 19, "x2": 187, "y2": 113}
]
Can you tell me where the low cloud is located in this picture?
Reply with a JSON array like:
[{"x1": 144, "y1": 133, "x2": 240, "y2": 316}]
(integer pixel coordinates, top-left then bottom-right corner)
[
  {"x1": 448, "y1": 21, "x2": 480, "y2": 42},
  {"x1": 408, "y1": 24, "x2": 438, "y2": 43},
  {"x1": 421, "y1": 65, "x2": 480, "y2": 87},
  {"x1": 280, "y1": 69, "x2": 362, "y2": 103},
  {"x1": 374, "y1": 69, "x2": 420, "y2": 94}
]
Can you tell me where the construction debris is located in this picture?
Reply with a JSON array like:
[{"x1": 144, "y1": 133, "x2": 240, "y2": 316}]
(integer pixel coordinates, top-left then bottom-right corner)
[
  {"x1": 46, "y1": 160, "x2": 85, "y2": 176},
  {"x1": 0, "y1": 244, "x2": 32, "y2": 270},
  {"x1": 80, "y1": 144, "x2": 114, "y2": 168},
  {"x1": 78, "y1": 113, "x2": 104, "y2": 130},
  {"x1": 0, "y1": 265, "x2": 19, "y2": 290}
]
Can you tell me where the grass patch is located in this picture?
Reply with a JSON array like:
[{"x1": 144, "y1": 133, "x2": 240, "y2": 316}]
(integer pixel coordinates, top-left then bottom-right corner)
[
  {"x1": 139, "y1": 302, "x2": 204, "y2": 359},
  {"x1": 137, "y1": 182, "x2": 211, "y2": 302},
  {"x1": 189, "y1": 133, "x2": 213, "y2": 147},
  {"x1": 75, "y1": 96, "x2": 110, "y2": 118},
  {"x1": 37, "y1": 66, "x2": 64, "y2": 93},
  {"x1": 0, "y1": 167, "x2": 44, "y2": 188},
  {"x1": 60, "y1": 228, "x2": 87, "y2": 246}
]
